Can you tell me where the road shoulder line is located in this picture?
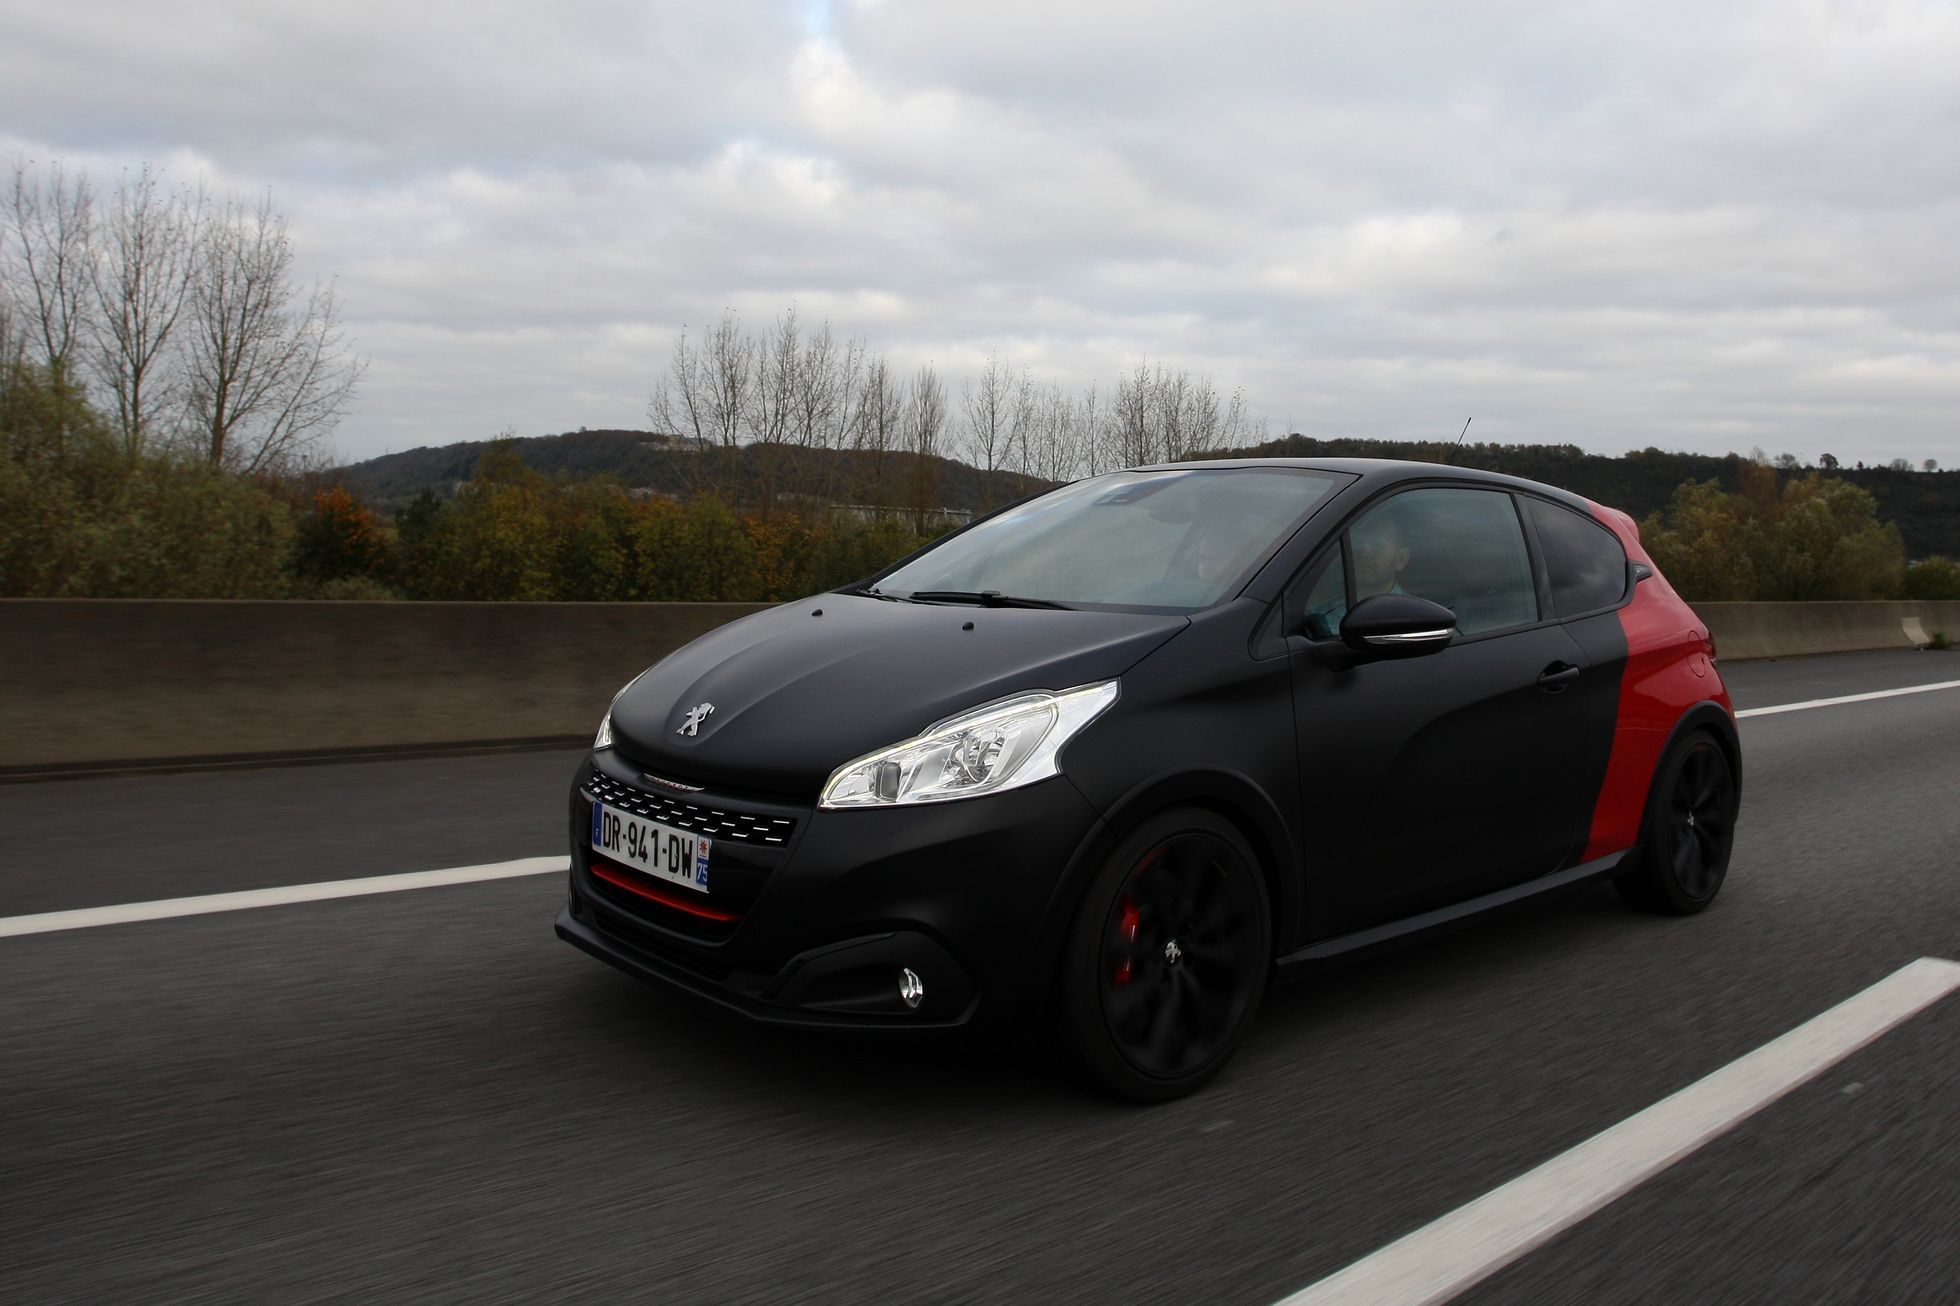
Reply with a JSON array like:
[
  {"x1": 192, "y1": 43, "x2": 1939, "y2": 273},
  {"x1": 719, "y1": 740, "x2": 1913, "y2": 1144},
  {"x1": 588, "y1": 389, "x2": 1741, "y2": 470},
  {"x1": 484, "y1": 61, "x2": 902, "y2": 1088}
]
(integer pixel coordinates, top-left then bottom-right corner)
[
  {"x1": 0, "y1": 857, "x2": 567, "y2": 939},
  {"x1": 1737, "y1": 678, "x2": 1960, "y2": 718},
  {"x1": 1274, "y1": 956, "x2": 1960, "y2": 1306}
]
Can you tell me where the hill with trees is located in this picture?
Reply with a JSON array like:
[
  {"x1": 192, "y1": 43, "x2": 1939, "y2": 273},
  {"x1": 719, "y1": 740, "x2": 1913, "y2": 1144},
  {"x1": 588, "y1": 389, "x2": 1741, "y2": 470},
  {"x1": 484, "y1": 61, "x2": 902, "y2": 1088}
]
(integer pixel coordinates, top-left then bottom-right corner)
[
  {"x1": 335, "y1": 427, "x2": 1050, "y2": 523},
  {"x1": 1215, "y1": 434, "x2": 1958, "y2": 562},
  {"x1": 341, "y1": 427, "x2": 1959, "y2": 563}
]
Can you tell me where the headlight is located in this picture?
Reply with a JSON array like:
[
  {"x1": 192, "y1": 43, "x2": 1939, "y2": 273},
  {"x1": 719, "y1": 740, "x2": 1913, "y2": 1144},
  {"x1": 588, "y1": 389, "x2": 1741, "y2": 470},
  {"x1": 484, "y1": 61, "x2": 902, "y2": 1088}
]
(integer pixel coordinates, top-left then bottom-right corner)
[
  {"x1": 819, "y1": 680, "x2": 1119, "y2": 809},
  {"x1": 594, "y1": 669, "x2": 650, "y2": 751}
]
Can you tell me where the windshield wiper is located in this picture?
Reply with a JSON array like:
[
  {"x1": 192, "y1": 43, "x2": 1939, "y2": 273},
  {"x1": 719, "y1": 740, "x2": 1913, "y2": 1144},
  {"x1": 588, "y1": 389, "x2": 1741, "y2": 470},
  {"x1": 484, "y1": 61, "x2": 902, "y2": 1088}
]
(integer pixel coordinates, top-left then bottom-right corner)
[
  {"x1": 902, "y1": 589, "x2": 1074, "y2": 610},
  {"x1": 842, "y1": 585, "x2": 902, "y2": 601}
]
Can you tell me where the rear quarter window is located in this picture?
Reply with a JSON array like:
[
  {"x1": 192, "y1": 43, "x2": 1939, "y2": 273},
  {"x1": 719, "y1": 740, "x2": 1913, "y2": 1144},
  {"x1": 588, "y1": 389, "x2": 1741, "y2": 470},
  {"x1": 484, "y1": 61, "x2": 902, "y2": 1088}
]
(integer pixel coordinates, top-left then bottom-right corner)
[{"x1": 1524, "y1": 496, "x2": 1628, "y2": 617}]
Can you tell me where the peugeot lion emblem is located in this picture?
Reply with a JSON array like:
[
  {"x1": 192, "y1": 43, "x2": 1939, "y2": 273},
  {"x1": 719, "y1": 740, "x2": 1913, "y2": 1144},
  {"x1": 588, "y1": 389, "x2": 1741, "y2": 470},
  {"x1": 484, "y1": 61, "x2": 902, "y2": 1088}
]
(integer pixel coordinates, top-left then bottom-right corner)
[{"x1": 677, "y1": 702, "x2": 715, "y2": 737}]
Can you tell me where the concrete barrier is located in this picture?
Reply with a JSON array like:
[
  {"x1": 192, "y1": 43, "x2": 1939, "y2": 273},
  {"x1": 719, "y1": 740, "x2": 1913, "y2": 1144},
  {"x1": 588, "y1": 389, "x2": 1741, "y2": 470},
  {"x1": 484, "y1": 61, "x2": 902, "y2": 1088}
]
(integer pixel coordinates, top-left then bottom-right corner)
[
  {"x1": 2, "y1": 598, "x2": 1955, "y2": 773},
  {"x1": 0, "y1": 600, "x2": 769, "y2": 773},
  {"x1": 1697, "y1": 601, "x2": 1960, "y2": 663}
]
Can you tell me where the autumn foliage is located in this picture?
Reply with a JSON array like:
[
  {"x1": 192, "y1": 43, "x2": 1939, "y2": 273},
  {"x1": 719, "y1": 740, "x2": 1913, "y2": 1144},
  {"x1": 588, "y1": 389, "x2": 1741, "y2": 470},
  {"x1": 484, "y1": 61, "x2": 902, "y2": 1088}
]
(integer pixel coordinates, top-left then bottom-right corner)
[
  {"x1": 7, "y1": 365, "x2": 1954, "y2": 604},
  {"x1": 1639, "y1": 467, "x2": 1909, "y2": 601},
  {"x1": 328, "y1": 439, "x2": 937, "y2": 602}
]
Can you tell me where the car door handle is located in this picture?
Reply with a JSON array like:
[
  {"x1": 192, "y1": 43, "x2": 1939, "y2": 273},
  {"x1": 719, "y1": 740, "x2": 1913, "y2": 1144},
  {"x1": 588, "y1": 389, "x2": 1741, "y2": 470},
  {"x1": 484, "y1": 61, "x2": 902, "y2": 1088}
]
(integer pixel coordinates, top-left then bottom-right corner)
[{"x1": 1537, "y1": 663, "x2": 1581, "y2": 692}]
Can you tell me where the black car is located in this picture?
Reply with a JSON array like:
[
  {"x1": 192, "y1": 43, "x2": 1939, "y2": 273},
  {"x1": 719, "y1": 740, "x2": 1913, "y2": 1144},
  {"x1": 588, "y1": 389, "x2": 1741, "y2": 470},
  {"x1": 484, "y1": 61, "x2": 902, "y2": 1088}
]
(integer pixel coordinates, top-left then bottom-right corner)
[{"x1": 557, "y1": 459, "x2": 1741, "y2": 1100}]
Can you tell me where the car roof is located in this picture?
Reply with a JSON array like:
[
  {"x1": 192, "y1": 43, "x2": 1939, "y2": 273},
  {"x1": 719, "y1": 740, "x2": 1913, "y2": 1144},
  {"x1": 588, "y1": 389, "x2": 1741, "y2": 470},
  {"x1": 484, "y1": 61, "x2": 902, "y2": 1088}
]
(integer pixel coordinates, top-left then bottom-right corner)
[{"x1": 1135, "y1": 456, "x2": 1602, "y2": 513}]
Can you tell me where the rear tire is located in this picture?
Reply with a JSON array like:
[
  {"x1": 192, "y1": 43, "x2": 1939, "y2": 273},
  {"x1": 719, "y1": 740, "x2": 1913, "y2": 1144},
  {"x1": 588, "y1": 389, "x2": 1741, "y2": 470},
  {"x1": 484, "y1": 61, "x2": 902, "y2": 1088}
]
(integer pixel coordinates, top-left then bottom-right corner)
[
  {"x1": 1057, "y1": 807, "x2": 1272, "y2": 1102},
  {"x1": 1614, "y1": 729, "x2": 1737, "y2": 915}
]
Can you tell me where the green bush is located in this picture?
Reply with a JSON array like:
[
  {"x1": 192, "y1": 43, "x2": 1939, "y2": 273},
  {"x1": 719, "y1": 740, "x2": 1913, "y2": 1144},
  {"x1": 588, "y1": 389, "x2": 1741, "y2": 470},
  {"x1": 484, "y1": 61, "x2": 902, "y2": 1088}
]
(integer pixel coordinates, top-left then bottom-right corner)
[
  {"x1": 1903, "y1": 556, "x2": 1960, "y2": 601},
  {"x1": 1640, "y1": 472, "x2": 1904, "y2": 602},
  {"x1": 1, "y1": 363, "x2": 296, "y2": 598},
  {"x1": 1, "y1": 379, "x2": 970, "y2": 604}
]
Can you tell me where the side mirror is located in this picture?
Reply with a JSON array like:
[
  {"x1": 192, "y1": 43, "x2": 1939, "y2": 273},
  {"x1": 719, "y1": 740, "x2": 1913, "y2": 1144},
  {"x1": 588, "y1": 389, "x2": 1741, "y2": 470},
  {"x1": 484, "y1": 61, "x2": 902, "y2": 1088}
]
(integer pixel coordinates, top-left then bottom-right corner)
[{"x1": 1340, "y1": 594, "x2": 1458, "y2": 658}]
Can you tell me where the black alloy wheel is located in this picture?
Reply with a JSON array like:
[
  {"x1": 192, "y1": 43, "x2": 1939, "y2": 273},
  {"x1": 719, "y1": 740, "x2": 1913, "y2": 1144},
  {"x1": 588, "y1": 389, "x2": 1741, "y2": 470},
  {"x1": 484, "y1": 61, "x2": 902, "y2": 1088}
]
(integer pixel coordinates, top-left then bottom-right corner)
[
  {"x1": 1061, "y1": 808, "x2": 1272, "y2": 1101},
  {"x1": 1617, "y1": 729, "x2": 1738, "y2": 915}
]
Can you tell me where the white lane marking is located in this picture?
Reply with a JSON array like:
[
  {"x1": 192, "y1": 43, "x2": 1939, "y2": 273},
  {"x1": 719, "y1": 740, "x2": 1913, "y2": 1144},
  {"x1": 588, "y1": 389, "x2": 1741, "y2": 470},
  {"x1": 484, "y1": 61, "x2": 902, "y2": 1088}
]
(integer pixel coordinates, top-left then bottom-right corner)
[
  {"x1": 1737, "y1": 678, "x2": 1960, "y2": 718},
  {"x1": 0, "y1": 856, "x2": 567, "y2": 939},
  {"x1": 1275, "y1": 956, "x2": 1960, "y2": 1306}
]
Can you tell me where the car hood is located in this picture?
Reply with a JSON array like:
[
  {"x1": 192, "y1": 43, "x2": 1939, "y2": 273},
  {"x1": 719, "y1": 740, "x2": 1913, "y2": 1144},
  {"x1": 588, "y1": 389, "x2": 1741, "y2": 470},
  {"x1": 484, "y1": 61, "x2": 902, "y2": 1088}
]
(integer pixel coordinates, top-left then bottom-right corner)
[{"x1": 608, "y1": 593, "x2": 1187, "y2": 797}]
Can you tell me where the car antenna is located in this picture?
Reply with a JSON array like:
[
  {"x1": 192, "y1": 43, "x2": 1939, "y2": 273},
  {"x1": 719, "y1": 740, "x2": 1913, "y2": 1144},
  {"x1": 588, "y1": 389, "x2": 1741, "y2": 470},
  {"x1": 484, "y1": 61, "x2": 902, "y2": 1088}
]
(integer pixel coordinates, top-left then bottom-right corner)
[{"x1": 1442, "y1": 416, "x2": 1472, "y2": 465}]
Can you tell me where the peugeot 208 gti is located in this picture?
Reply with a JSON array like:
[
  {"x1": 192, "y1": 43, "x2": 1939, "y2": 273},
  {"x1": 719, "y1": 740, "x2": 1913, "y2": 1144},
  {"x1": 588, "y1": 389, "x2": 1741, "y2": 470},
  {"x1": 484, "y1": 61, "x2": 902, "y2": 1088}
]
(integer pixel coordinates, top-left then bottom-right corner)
[{"x1": 556, "y1": 459, "x2": 1741, "y2": 1100}]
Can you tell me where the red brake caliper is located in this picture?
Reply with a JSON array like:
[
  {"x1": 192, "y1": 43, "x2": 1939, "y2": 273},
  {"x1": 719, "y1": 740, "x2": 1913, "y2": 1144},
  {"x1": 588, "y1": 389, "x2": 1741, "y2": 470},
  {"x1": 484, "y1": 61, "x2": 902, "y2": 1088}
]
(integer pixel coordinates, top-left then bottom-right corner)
[{"x1": 1113, "y1": 897, "x2": 1141, "y2": 984}]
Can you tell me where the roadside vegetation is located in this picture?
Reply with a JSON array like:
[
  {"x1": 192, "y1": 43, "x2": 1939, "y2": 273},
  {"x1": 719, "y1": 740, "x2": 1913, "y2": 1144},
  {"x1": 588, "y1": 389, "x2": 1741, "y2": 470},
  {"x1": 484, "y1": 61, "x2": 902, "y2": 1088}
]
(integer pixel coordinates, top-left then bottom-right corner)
[
  {"x1": 7, "y1": 160, "x2": 1955, "y2": 605},
  {"x1": 8, "y1": 365, "x2": 1954, "y2": 604},
  {"x1": 0, "y1": 368, "x2": 942, "y2": 601}
]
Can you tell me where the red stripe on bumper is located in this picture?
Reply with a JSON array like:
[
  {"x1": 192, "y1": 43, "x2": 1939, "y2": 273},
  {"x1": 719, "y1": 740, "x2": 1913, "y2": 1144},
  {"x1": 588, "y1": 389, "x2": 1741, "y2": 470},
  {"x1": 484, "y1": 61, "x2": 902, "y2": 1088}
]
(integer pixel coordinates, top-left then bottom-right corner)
[{"x1": 589, "y1": 860, "x2": 742, "y2": 922}]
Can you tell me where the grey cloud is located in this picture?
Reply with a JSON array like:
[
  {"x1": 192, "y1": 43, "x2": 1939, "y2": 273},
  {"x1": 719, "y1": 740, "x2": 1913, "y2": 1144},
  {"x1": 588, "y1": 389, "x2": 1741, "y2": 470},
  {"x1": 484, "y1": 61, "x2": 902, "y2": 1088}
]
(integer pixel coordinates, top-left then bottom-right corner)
[
  {"x1": 4, "y1": 0, "x2": 1957, "y2": 468},
  {"x1": 0, "y1": 2, "x2": 803, "y2": 175}
]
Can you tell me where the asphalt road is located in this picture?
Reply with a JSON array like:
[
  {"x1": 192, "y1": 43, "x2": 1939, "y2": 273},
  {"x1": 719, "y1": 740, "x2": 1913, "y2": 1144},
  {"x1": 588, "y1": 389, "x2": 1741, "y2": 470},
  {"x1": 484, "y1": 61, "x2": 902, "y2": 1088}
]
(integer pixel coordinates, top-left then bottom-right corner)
[{"x1": 2, "y1": 649, "x2": 1956, "y2": 1303}]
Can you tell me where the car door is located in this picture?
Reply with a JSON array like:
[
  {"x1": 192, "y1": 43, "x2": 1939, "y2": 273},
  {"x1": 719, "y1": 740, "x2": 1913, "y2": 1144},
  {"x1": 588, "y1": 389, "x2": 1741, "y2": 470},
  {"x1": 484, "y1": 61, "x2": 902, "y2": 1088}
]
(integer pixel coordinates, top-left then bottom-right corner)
[{"x1": 1285, "y1": 485, "x2": 1602, "y2": 936}]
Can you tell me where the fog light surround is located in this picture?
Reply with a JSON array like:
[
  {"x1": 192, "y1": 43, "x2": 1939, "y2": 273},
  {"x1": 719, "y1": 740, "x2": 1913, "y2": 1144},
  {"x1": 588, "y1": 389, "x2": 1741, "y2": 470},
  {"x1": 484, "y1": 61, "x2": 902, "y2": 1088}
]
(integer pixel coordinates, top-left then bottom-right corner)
[{"x1": 898, "y1": 967, "x2": 925, "y2": 1009}]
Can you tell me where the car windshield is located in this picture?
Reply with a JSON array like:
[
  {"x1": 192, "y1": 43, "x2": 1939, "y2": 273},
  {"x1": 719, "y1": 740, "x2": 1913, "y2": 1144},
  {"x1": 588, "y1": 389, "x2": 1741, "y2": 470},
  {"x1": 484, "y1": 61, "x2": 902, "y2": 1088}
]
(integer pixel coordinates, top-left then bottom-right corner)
[{"x1": 870, "y1": 466, "x2": 1346, "y2": 611}]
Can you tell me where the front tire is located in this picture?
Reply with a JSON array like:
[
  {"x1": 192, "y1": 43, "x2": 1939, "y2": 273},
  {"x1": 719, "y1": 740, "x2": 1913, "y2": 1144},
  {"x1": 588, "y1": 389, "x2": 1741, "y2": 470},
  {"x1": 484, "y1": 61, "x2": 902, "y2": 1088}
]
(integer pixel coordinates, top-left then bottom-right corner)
[
  {"x1": 1058, "y1": 808, "x2": 1272, "y2": 1102},
  {"x1": 1615, "y1": 728, "x2": 1738, "y2": 914}
]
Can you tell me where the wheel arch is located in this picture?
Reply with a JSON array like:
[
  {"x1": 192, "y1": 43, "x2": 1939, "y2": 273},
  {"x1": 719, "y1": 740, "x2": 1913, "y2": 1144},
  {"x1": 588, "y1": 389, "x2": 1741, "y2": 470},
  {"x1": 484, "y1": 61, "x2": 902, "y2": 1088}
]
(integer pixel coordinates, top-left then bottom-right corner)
[
  {"x1": 1624, "y1": 700, "x2": 1742, "y2": 857},
  {"x1": 1669, "y1": 700, "x2": 1743, "y2": 806},
  {"x1": 1036, "y1": 767, "x2": 1300, "y2": 1001}
]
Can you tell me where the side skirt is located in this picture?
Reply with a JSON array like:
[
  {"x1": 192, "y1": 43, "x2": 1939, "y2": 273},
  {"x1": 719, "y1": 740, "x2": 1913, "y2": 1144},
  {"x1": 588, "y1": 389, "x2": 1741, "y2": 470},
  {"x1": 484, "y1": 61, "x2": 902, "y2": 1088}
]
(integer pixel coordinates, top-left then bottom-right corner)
[{"x1": 1273, "y1": 849, "x2": 1632, "y2": 976}]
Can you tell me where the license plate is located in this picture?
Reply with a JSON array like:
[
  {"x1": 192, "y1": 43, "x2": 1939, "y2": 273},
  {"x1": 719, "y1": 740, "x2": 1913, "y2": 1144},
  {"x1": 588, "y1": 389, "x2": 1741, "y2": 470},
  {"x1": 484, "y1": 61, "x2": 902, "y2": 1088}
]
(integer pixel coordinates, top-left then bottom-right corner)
[{"x1": 588, "y1": 798, "x2": 712, "y2": 894}]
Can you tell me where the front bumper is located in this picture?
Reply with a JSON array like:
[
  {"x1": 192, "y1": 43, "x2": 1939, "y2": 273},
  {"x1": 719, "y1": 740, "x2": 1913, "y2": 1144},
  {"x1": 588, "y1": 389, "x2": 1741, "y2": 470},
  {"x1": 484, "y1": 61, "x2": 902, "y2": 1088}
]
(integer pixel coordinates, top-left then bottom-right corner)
[{"x1": 557, "y1": 749, "x2": 1104, "y2": 1032}]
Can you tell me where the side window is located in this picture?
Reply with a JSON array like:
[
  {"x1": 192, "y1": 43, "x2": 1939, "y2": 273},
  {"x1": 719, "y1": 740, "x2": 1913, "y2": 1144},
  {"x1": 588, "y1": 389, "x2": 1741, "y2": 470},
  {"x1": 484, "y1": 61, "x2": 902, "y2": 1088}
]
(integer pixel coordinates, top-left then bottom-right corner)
[
  {"x1": 1349, "y1": 488, "x2": 1538, "y2": 637},
  {"x1": 1523, "y1": 496, "x2": 1628, "y2": 617}
]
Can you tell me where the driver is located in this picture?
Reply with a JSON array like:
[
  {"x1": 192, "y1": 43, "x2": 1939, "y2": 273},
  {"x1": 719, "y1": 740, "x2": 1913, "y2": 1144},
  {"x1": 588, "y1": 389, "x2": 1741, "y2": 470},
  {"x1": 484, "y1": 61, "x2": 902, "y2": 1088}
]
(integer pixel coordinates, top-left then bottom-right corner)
[
  {"x1": 1311, "y1": 511, "x2": 1410, "y2": 635},
  {"x1": 1192, "y1": 523, "x2": 1249, "y2": 588}
]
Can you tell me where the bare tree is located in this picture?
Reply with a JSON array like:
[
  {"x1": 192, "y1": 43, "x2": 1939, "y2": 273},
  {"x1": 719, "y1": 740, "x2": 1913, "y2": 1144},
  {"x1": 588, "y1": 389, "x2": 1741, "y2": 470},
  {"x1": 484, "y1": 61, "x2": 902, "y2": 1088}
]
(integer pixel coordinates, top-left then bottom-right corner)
[
  {"x1": 3, "y1": 160, "x2": 94, "y2": 383},
  {"x1": 746, "y1": 308, "x2": 813, "y2": 511},
  {"x1": 650, "y1": 312, "x2": 752, "y2": 498},
  {"x1": 906, "y1": 361, "x2": 946, "y2": 532},
  {"x1": 825, "y1": 332, "x2": 868, "y2": 453},
  {"x1": 654, "y1": 313, "x2": 752, "y2": 451},
  {"x1": 1023, "y1": 382, "x2": 1080, "y2": 484},
  {"x1": 89, "y1": 166, "x2": 199, "y2": 458},
  {"x1": 639, "y1": 300, "x2": 1273, "y2": 510},
  {"x1": 814, "y1": 329, "x2": 867, "y2": 503},
  {"x1": 792, "y1": 319, "x2": 837, "y2": 449},
  {"x1": 747, "y1": 306, "x2": 800, "y2": 448},
  {"x1": 183, "y1": 192, "x2": 362, "y2": 475},
  {"x1": 856, "y1": 353, "x2": 904, "y2": 515},
  {"x1": 1185, "y1": 372, "x2": 1224, "y2": 459},
  {"x1": 1112, "y1": 359, "x2": 1154, "y2": 469},
  {"x1": 1074, "y1": 380, "x2": 1110, "y2": 477},
  {"x1": 789, "y1": 318, "x2": 843, "y2": 501},
  {"x1": 1219, "y1": 385, "x2": 1258, "y2": 451},
  {"x1": 1008, "y1": 365, "x2": 1039, "y2": 482},
  {"x1": 960, "y1": 351, "x2": 1018, "y2": 509},
  {"x1": 1153, "y1": 365, "x2": 1192, "y2": 463},
  {"x1": 0, "y1": 288, "x2": 19, "y2": 374}
]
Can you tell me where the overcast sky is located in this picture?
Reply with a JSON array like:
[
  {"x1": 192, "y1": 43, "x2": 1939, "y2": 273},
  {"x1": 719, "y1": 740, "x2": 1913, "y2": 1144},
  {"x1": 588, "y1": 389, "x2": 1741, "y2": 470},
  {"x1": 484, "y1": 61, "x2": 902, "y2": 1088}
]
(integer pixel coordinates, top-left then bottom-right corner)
[{"x1": 5, "y1": 0, "x2": 1958, "y2": 468}]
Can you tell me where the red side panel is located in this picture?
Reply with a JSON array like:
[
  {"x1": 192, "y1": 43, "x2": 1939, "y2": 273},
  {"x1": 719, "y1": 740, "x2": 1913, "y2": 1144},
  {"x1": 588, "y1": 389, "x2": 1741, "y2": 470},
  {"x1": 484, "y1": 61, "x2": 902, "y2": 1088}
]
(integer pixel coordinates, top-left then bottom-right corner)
[{"x1": 1578, "y1": 504, "x2": 1735, "y2": 862}]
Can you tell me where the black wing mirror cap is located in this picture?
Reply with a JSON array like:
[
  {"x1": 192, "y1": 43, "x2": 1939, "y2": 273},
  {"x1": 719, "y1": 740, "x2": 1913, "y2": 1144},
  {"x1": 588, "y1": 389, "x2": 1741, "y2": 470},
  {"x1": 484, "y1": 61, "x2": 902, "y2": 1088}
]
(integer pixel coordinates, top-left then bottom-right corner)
[{"x1": 1339, "y1": 594, "x2": 1458, "y2": 658}]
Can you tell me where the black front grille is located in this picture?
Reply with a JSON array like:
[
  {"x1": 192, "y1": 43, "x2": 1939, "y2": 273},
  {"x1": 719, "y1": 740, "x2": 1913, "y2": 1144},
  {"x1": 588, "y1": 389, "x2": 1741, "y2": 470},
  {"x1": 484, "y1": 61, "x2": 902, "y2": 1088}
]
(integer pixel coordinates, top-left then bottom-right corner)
[{"x1": 584, "y1": 773, "x2": 796, "y2": 847}]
